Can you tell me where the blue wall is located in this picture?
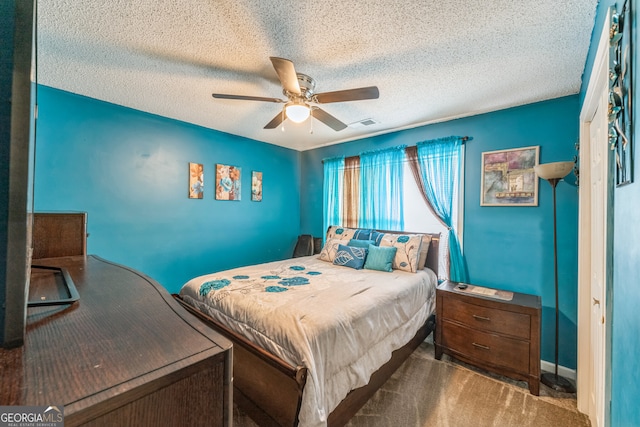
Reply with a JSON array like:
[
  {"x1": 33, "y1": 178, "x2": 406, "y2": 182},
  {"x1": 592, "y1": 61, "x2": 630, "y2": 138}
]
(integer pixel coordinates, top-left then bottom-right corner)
[
  {"x1": 34, "y1": 85, "x2": 301, "y2": 293},
  {"x1": 582, "y1": 1, "x2": 640, "y2": 425},
  {"x1": 301, "y1": 95, "x2": 580, "y2": 369}
]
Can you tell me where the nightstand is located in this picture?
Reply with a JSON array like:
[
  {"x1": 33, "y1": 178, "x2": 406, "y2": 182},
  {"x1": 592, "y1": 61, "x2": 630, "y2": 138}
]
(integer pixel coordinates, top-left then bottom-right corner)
[{"x1": 435, "y1": 281, "x2": 541, "y2": 395}]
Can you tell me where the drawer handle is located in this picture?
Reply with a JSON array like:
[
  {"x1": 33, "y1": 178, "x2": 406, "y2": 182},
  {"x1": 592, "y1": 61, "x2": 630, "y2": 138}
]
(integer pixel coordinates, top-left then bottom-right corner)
[
  {"x1": 472, "y1": 314, "x2": 491, "y2": 322},
  {"x1": 472, "y1": 342, "x2": 490, "y2": 351}
]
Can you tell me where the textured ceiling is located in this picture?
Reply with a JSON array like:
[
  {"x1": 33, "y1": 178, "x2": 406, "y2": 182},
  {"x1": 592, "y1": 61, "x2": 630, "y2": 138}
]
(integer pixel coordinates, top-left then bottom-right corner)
[{"x1": 36, "y1": 0, "x2": 597, "y2": 151}]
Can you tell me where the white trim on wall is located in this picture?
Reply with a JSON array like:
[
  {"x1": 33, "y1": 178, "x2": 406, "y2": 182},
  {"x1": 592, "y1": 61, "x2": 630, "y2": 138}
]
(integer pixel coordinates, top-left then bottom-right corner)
[
  {"x1": 578, "y1": 7, "x2": 611, "y2": 426},
  {"x1": 541, "y1": 360, "x2": 576, "y2": 381}
]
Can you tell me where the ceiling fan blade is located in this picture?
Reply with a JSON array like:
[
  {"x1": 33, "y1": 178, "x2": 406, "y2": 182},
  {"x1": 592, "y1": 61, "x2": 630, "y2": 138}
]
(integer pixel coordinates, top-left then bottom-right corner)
[
  {"x1": 312, "y1": 107, "x2": 348, "y2": 131},
  {"x1": 212, "y1": 93, "x2": 285, "y2": 103},
  {"x1": 264, "y1": 111, "x2": 286, "y2": 129},
  {"x1": 313, "y1": 86, "x2": 379, "y2": 104},
  {"x1": 270, "y1": 57, "x2": 301, "y2": 95}
]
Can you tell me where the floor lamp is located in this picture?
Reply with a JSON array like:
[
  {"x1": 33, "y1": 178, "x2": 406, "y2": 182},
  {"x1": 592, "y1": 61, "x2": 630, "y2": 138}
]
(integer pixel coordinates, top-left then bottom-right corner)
[{"x1": 534, "y1": 161, "x2": 576, "y2": 393}]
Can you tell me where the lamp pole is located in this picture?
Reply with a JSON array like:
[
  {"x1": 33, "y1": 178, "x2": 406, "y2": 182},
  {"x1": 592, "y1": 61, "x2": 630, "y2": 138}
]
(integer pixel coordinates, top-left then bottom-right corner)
[
  {"x1": 540, "y1": 176, "x2": 576, "y2": 393},
  {"x1": 551, "y1": 178, "x2": 560, "y2": 377}
]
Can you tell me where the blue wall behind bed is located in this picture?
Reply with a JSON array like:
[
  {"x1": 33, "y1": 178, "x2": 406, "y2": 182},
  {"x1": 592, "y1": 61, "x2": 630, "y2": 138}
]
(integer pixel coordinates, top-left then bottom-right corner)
[
  {"x1": 300, "y1": 95, "x2": 580, "y2": 370},
  {"x1": 34, "y1": 85, "x2": 301, "y2": 293}
]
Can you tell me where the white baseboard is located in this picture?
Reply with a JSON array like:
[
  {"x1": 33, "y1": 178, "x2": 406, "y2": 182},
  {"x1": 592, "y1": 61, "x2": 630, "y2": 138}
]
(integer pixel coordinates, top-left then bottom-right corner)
[{"x1": 541, "y1": 360, "x2": 576, "y2": 381}]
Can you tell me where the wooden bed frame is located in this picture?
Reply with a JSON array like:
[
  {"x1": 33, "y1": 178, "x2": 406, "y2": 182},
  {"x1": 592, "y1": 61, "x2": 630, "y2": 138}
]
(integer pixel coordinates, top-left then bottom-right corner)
[{"x1": 174, "y1": 231, "x2": 440, "y2": 427}]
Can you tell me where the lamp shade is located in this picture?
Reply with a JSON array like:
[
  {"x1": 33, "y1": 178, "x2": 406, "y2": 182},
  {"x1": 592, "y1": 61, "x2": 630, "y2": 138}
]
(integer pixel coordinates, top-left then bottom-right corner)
[
  {"x1": 534, "y1": 161, "x2": 574, "y2": 180},
  {"x1": 285, "y1": 103, "x2": 310, "y2": 123}
]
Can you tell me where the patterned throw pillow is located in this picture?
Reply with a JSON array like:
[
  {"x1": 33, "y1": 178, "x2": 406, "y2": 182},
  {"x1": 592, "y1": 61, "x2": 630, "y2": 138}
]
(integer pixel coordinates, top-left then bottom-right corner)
[
  {"x1": 369, "y1": 230, "x2": 384, "y2": 246},
  {"x1": 379, "y1": 233, "x2": 423, "y2": 273},
  {"x1": 325, "y1": 226, "x2": 356, "y2": 241},
  {"x1": 326, "y1": 226, "x2": 387, "y2": 245},
  {"x1": 333, "y1": 244, "x2": 368, "y2": 270},
  {"x1": 351, "y1": 228, "x2": 373, "y2": 240},
  {"x1": 319, "y1": 238, "x2": 343, "y2": 262},
  {"x1": 364, "y1": 244, "x2": 397, "y2": 272}
]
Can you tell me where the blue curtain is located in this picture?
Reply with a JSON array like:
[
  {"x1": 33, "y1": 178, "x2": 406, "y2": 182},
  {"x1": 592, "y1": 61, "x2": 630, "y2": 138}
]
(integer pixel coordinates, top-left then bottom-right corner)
[
  {"x1": 358, "y1": 145, "x2": 405, "y2": 230},
  {"x1": 416, "y1": 137, "x2": 469, "y2": 282},
  {"x1": 323, "y1": 156, "x2": 344, "y2": 238}
]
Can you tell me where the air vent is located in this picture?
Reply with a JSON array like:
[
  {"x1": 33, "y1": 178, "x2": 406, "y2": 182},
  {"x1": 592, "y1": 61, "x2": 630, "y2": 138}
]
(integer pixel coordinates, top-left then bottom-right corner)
[{"x1": 349, "y1": 118, "x2": 379, "y2": 128}]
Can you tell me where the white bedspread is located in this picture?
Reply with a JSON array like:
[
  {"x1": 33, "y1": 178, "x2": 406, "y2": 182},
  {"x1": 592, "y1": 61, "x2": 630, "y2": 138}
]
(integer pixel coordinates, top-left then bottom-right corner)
[{"x1": 179, "y1": 255, "x2": 437, "y2": 427}]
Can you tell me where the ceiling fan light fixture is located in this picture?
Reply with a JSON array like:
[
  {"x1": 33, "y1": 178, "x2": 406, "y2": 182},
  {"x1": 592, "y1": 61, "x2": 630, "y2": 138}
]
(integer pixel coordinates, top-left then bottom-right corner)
[{"x1": 285, "y1": 102, "x2": 310, "y2": 123}]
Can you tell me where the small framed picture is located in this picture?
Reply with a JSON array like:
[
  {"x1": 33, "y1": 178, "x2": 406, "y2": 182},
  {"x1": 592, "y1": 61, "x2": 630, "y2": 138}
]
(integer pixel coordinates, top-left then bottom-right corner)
[
  {"x1": 252, "y1": 171, "x2": 263, "y2": 201},
  {"x1": 215, "y1": 164, "x2": 241, "y2": 200},
  {"x1": 188, "y1": 162, "x2": 204, "y2": 199}
]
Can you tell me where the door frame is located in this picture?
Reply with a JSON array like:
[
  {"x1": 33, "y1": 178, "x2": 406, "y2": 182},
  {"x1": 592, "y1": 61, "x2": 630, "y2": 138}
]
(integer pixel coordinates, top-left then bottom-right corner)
[{"x1": 577, "y1": 8, "x2": 613, "y2": 426}]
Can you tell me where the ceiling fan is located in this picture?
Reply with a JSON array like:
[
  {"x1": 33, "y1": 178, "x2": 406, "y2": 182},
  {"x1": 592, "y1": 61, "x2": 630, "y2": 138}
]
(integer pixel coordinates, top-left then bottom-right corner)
[{"x1": 212, "y1": 57, "x2": 379, "y2": 131}]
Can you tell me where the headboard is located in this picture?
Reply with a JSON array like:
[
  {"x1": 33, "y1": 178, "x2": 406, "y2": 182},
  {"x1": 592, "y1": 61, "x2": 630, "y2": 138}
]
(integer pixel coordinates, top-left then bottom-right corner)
[
  {"x1": 422, "y1": 233, "x2": 440, "y2": 277},
  {"x1": 426, "y1": 233, "x2": 440, "y2": 277}
]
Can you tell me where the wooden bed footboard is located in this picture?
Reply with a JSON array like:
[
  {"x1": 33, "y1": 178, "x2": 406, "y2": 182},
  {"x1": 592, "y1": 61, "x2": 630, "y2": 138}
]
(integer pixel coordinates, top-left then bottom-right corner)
[
  {"x1": 174, "y1": 295, "x2": 435, "y2": 427},
  {"x1": 176, "y1": 298, "x2": 307, "y2": 426}
]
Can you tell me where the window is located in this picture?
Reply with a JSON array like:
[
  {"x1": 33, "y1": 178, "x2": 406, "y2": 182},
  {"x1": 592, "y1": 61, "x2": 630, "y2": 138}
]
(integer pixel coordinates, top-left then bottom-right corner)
[{"x1": 323, "y1": 138, "x2": 467, "y2": 281}]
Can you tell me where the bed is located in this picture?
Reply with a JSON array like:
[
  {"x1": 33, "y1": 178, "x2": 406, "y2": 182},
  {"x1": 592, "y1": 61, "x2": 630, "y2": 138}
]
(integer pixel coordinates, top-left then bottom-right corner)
[{"x1": 175, "y1": 227, "x2": 440, "y2": 427}]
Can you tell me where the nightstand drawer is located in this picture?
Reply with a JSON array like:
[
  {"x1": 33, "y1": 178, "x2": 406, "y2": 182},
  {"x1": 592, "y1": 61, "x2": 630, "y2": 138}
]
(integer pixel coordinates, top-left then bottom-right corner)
[
  {"x1": 441, "y1": 296, "x2": 531, "y2": 340},
  {"x1": 440, "y1": 320, "x2": 530, "y2": 373}
]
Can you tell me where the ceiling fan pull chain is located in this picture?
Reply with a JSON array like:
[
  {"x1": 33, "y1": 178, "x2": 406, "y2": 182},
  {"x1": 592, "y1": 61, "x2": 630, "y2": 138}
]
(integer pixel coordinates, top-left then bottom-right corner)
[
  {"x1": 310, "y1": 108, "x2": 314, "y2": 134},
  {"x1": 281, "y1": 108, "x2": 285, "y2": 132}
]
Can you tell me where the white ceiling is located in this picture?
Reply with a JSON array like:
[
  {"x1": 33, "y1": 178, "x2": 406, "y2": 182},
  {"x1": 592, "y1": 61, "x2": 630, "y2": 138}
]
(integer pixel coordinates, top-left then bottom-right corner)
[{"x1": 36, "y1": 0, "x2": 598, "y2": 151}]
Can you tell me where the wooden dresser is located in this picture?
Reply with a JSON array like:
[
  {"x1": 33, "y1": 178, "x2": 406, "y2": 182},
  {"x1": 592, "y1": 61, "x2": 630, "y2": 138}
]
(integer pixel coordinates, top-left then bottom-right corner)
[
  {"x1": 435, "y1": 281, "x2": 541, "y2": 395},
  {"x1": 0, "y1": 214, "x2": 233, "y2": 426}
]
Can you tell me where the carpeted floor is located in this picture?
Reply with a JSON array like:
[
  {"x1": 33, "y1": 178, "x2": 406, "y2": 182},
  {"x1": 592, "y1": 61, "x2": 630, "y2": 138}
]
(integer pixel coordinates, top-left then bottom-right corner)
[{"x1": 233, "y1": 339, "x2": 591, "y2": 427}]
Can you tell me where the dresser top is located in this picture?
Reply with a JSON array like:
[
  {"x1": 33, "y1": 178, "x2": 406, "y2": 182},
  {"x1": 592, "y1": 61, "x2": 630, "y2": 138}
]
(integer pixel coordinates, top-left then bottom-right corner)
[{"x1": 0, "y1": 255, "x2": 231, "y2": 412}]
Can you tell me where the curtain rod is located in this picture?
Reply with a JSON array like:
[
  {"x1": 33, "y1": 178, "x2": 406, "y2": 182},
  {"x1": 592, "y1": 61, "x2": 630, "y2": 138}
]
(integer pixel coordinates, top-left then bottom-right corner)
[{"x1": 322, "y1": 136, "x2": 471, "y2": 163}]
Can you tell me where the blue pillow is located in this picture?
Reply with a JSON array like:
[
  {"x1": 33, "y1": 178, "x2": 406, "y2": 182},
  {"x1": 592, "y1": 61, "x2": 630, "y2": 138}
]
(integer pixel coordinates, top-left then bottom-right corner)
[
  {"x1": 352, "y1": 228, "x2": 373, "y2": 240},
  {"x1": 333, "y1": 244, "x2": 368, "y2": 270},
  {"x1": 370, "y1": 230, "x2": 384, "y2": 246},
  {"x1": 364, "y1": 244, "x2": 397, "y2": 272},
  {"x1": 348, "y1": 239, "x2": 375, "y2": 248}
]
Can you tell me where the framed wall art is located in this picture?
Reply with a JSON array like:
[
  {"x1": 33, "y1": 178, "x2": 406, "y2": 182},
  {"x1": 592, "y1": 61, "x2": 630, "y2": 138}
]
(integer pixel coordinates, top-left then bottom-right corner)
[
  {"x1": 252, "y1": 171, "x2": 263, "y2": 201},
  {"x1": 610, "y1": 1, "x2": 634, "y2": 186},
  {"x1": 481, "y1": 146, "x2": 539, "y2": 206},
  {"x1": 188, "y1": 162, "x2": 204, "y2": 199},
  {"x1": 215, "y1": 164, "x2": 241, "y2": 200}
]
